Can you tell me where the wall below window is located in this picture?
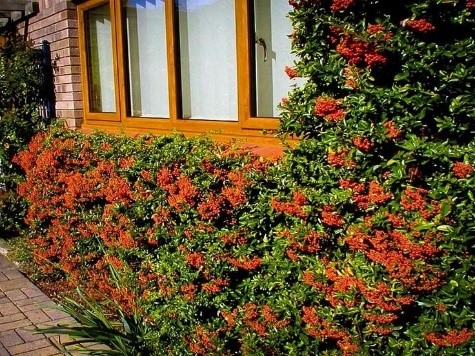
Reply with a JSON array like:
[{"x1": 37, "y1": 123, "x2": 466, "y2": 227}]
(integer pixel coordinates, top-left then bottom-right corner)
[{"x1": 17, "y1": 0, "x2": 82, "y2": 128}]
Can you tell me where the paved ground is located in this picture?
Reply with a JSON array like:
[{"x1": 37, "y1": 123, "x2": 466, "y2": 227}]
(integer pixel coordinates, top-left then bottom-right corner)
[{"x1": 0, "y1": 254, "x2": 78, "y2": 355}]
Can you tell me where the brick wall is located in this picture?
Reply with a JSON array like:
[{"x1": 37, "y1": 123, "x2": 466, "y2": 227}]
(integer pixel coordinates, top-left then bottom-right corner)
[{"x1": 19, "y1": 0, "x2": 82, "y2": 128}]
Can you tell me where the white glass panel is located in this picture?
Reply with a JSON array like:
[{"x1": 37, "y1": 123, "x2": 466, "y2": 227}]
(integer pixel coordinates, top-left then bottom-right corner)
[
  {"x1": 178, "y1": 0, "x2": 238, "y2": 121},
  {"x1": 125, "y1": 0, "x2": 169, "y2": 118},
  {"x1": 254, "y1": 0, "x2": 299, "y2": 117},
  {"x1": 85, "y1": 4, "x2": 116, "y2": 113}
]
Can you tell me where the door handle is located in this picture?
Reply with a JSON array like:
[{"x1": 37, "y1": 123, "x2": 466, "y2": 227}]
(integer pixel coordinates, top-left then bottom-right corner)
[{"x1": 255, "y1": 36, "x2": 268, "y2": 62}]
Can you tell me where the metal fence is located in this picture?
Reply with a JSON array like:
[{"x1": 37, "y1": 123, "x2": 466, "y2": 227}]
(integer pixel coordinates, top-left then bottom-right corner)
[{"x1": 35, "y1": 40, "x2": 55, "y2": 120}]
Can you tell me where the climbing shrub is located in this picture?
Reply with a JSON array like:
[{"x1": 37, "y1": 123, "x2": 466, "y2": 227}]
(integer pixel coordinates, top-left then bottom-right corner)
[
  {"x1": 278, "y1": 0, "x2": 475, "y2": 354},
  {"x1": 15, "y1": 0, "x2": 475, "y2": 354}
]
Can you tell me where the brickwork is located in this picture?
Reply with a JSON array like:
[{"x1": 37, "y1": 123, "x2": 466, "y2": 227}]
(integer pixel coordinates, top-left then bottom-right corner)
[
  {"x1": 0, "y1": 255, "x2": 76, "y2": 355},
  {"x1": 19, "y1": 0, "x2": 83, "y2": 128}
]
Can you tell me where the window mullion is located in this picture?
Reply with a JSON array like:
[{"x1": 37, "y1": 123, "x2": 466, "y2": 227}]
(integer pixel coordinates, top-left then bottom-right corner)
[
  {"x1": 165, "y1": 0, "x2": 179, "y2": 122},
  {"x1": 236, "y1": 0, "x2": 251, "y2": 127},
  {"x1": 113, "y1": 0, "x2": 127, "y2": 122}
]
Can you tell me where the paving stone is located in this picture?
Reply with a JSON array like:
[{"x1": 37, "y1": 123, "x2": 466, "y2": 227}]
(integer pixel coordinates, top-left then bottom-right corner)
[
  {"x1": 23, "y1": 310, "x2": 51, "y2": 324},
  {"x1": 6, "y1": 338, "x2": 52, "y2": 355},
  {"x1": 0, "y1": 313, "x2": 25, "y2": 325},
  {"x1": 48, "y1": 333, "x2": 76, "y2": 350},
  {"x1": 0, "y1": 257, "x2": 15, "y2": 272},
  {"x1": 0, "y1": 319, "x2": 31, "y2": 333},
  {"x1": 16, "y1": 326, "x2": 46, "y2": 343},
  {"x1": 41, "y1": 308, "x2": 68, "y2": 322},
  {"x1": 0, "y1": 330, "x2": 24, "y2": 347},
  {"x1": 14, "y1": 295, "x2": 50, "y2": 308},
  {"x1": 4, "y1": 291, "x2": 27, "y2": 302},
  {"x1": 2, "y1": 270, "x2": 23, "y2": 281},
  {"x1": 17, "y1": 301, "x2": 56, "y2": 313},
  {"x1": 0, "y1": 280, "x2": 29, "y2": 293},
  {"x1": 0, "y1": 302, "x2": 20, "y2": 316},
  {"x1": 15, "y1": 345, "x2": 60, "y2": 356},
  {"x1": 0, "y1": 344, "x2": 10, "y2": 355},
  {"x1": 86, "y1": 342, "x2": 111, "y2": 350},
  {"x1": 36, "y1": 317, "x2": 77, "y2": 330},
  {"x1": 20, "y1": 287, "x2": 44, "y2": 299},
  {"x1": 0, "y1": 256, "x2": 97, "y2": 354}
]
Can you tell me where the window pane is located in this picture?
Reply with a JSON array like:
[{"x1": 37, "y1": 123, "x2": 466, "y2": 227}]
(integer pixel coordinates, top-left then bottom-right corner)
[
  {"x1": 178, "y1": 0, "x2": 238, "y2": 121},
  {"x1": 85, "y1": 3, "x2": 116, "y2": 113},
  {"x1": 125, "y1": 0, "x2": 169, "y2": 118},
  {"x1": 254, "y1": 0, "x2": 297, "y2": 117}
]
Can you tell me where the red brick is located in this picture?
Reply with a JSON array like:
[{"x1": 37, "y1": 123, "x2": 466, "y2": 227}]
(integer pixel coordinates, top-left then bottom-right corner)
[
  {"x1": 0, "y1": 302, "x2": 21, "y2": 316},
  {"x1": 0, "y1": 345, "x2": 9, "y2": 355},
  {"x1": 7, "y1": 338, "x2": 52, "y2": 355},
  {"x1": 3, "y1": 271, "x2": 23, "y2": 281},
  {"x1": 16, "y1": 345, "x2": 61, "y2": 355},
  {"x1": 0, "y1": 319, "x2": 32, "y2": 333},
  {"x1": 0, "y1": 330, "x2": 24, "y2": 347},
  {"x1": 24, "y1": 310, "x2": 51, "y2": 324},
  {"x1": 15, "y1": 295, "x2": 51, "y2": 308},
  {"x1": 4, "y1": 290, "x2": 27, "y2": 302},
  {"x1": 56, "y1": 91, "x2": 83, "y2": 101},
  {"x1": 56, "y1": 82, "x2": 82, "y2": 93},
  {"x1": 20, "y1": 287, "x2": 44, "y2": 299},
  {"x1": 0, "y1": 280, "x2": 28, "y2": 293},
  {"x1": 0, "y1": 313, "x2": 25, "y2": 325},
  {"x1": 54, "y1": 76, "x2": 81, "y2": 87},
  {"x1": 56, "y1": 65, "x2": 80, "y2": 76},
  {"x1": 42, "y1": 308, "x2": 69, "y2": 322},
  {"x1": 56, "y1": 101, "x2": 76, "y2": 110},
  {"x1": 16, "y1": 326, "x2": 47, "y2": 343}
]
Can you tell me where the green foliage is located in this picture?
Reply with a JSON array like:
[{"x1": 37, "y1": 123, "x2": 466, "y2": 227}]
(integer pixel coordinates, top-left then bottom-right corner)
[
  {"x1": 0, "y1": 31, "x2": 52, "y2": 234},
  {"x1": 39, "y1": 288, "x2": 154, "y2": 356},
  {"x1": 14, "y1": 0, "x2": 475, "y2": 354}
]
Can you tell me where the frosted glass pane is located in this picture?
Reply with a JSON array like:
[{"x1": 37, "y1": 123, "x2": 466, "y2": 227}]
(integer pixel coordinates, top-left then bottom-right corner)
[
  {"x1": 178, "y1": 0, "x2": 238, "y2": 121},
  {"x1": 85, "y1": 4, "x2": 116, "y2": 113},
  {"x1": 125, "y1": 0, "x2": 169, "y2": 118},
  {"x1": 254, "y1": 0, "x2": 298, "y2": 117}
]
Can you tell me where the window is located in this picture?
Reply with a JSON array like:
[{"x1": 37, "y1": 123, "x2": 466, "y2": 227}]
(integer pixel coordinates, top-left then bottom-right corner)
[{"x1": 77, "y1": 0, "x2": 298, "y2": 140}]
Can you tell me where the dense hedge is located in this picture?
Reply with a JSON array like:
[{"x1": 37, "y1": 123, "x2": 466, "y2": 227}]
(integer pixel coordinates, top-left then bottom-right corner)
[
  {"x1": 15, "y1": 0, "x2": 475, "y2": 354},
  {"x1": 0, "y1": 32, "x2": 52, "y2": 234}
]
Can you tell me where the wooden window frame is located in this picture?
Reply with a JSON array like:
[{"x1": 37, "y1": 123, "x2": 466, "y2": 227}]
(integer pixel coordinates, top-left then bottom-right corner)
[{"x1": 77, "y1": 0, "x2": 282, "y2": 142}]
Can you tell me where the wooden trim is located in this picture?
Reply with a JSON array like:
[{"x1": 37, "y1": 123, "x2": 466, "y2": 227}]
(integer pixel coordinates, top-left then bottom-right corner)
[
  {"x1": 81, "y1": 120, "x2": 282, "y2": 144},
  {"x1": 236, "y1": 0, "x2": 250, "y2": 127},
  {"x1": 114, "y1": 0, "x2": 127, "y2": 122},
  {"x1": 238, "y1": 0, "x2": 280, "y2": 130},
  {"x1": 166, "y1": 0, "x2": 179, "y2": 122},
  {"x1": 77, "y1": 0, "x2": 120, "y2": 123},
  {"x1": 241, "y1": 117, "x2": 279, "y2": 130},
  {"x1": 110, "y1": 0, "x2": 121, "y2": 121},
  {"x1": 78, "y1": 0, "x2": 285, "y2": 145}
]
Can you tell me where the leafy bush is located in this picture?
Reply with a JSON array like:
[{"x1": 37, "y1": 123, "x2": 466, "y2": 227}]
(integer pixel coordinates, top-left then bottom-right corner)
[
  {"x1": 40, "y1": 287, "x2": 154, "y2": 356},
  {"x1": 0, "y1": 31, "x2": 53, "y2": 234},
  {"x1": 277, "y1": 0, "x2": 475, "y2": 353},
  {"x1": 15, "y1": 0, "x2": 475, "y2": 354}
]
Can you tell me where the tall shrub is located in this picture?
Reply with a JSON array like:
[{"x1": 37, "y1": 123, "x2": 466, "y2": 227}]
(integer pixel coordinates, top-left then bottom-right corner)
[
  {"x1": 0, "y1": 31, "x2": 52, "y2": 234},
  {"x1": 16, "y1": 0, "x2": 475, "y2": 354},
  {"x1": 278, "y1": 0, "x2": 475, "y2": 353}
]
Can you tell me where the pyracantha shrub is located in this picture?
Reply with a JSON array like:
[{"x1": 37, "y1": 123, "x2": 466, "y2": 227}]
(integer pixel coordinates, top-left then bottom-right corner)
[
  {"x1": 16, "y1": 0, "x2": 475, "y2": 354},
  {"x1": 278, "y1": 0, "x2": 475, "y2": 354}
]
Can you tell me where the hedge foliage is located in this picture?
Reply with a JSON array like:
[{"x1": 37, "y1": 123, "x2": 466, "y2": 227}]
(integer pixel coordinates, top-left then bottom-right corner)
[
  {"x1": 15, "y1": 0, "x2": 475, "y2": 354},
  {"x1": 0, "y1": 32, "x2": 52, "y2": 234}
]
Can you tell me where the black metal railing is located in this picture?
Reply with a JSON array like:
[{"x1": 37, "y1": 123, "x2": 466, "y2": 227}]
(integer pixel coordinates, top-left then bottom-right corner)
[{"x1": 35, "y1": 40, "x2": 55, "y2": 120}]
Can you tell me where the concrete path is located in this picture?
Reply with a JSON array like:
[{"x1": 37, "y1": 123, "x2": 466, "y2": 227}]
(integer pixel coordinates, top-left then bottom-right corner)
[{"x1": 0, "y1": 254, "x2": 77, "y2": 355}]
